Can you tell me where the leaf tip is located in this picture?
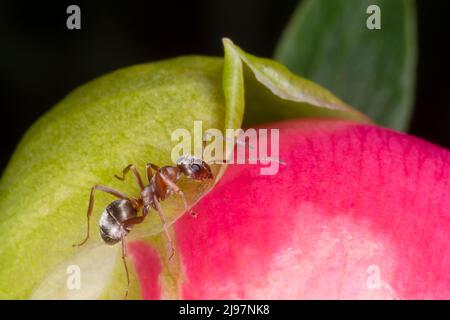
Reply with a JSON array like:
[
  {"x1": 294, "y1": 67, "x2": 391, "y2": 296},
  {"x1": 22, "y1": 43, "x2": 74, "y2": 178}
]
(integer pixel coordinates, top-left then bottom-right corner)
[{"x1": 222, "y1": 37, "x2": 234, "y2": 47}]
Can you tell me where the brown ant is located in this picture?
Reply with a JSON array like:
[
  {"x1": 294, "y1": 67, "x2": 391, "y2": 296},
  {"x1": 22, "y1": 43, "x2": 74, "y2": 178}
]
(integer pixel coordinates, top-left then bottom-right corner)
[{"x1": 73, "y1": 154, "x2": 213, "y2": 299}]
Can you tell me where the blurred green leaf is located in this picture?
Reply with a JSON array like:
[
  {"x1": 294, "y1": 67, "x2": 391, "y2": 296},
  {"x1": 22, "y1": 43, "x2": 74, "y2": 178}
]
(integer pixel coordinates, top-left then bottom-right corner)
[{"x1": 275, "y1": 0, "x2": 417, "y2": 131}]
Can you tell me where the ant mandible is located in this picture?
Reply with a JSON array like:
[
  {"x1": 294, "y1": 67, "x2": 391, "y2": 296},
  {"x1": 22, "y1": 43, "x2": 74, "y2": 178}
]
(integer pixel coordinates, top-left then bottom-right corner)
[{"x1": 73, "y1": 154, "x2": 213, "y2": 299}]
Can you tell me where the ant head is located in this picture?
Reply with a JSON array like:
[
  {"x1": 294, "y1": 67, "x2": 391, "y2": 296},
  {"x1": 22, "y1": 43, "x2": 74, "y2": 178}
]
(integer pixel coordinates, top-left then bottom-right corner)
[{"x1": 176, "y1": 155, "x2": 213, "y2": 180}]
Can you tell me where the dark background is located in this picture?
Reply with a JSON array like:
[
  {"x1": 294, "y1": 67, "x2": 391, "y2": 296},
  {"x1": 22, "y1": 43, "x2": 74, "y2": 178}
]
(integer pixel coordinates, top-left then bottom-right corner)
[{"x1": 0, "y1": 0, "x2": 449, "y2": 173}]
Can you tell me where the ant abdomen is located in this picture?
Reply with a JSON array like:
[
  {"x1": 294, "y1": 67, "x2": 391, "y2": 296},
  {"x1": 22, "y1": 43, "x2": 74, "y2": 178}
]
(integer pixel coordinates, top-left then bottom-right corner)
[{"x1": 99, "y1": 199, "x2": 137, "y2": 245}]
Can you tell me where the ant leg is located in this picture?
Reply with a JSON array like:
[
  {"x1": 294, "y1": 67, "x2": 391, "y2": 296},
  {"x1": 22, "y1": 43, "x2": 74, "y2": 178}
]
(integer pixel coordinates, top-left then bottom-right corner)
[
  {"x1": 152, "y1": 194, "x2": 175, "y2": 260},
  {"x1": 150, "y1": 163, "x2": 160, "y2": 171},
  {"x1": 73, "y1": 185, "x2": 133, "y2": 247},
  {"x1": 117, "y1": 215, "x2": 148, "y2": 300},
  {"x1": 114, "y1": 164, "x2": 145, "y2": 190},
  {"x1": 145, "y1": 163, "x2": 159, "y2": 184},
  {"x1": 120, "y1": 234, "x2": 130, "y2": 300},
  {"x1": 156, "y1": 172, "x2": 194, "y2": 216},
  {"x1": 144, "y1": 163, "x2": 161, "y2": 183}
]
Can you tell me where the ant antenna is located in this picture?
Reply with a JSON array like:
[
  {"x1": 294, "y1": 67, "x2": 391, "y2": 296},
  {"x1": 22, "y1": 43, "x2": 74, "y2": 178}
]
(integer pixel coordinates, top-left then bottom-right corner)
[
  {"x1": 203, "y1": 132, "x2": 255, "y2": 150},
  {"x1": 202, "y1": 132, "x2": 286, "y2": 166}
]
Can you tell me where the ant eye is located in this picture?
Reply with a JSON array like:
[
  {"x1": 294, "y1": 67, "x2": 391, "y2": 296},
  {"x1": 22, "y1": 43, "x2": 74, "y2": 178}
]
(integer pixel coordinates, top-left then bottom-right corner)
[{"x1": 191, "y1": 163, "x2": 201, "y2": 173}]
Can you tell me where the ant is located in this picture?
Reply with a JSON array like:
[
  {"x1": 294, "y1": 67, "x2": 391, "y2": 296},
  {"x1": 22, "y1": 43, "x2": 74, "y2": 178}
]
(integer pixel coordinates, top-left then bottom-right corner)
[{"x1": 73, "y1": 154, "x2": 213, "y2": 299}]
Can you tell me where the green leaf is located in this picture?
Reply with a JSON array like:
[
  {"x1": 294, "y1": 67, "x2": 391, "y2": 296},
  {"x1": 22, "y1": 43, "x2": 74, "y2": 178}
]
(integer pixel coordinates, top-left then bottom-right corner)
[
  {"x1": 223, "y1": 39, "x2": 371, "y2": 126},
  {"x1": 275, "y1": 0, "x2": 417, "y2": 131},
  {"x1": 0, "y1": 39, "x2": 370, "y2": 299}
]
